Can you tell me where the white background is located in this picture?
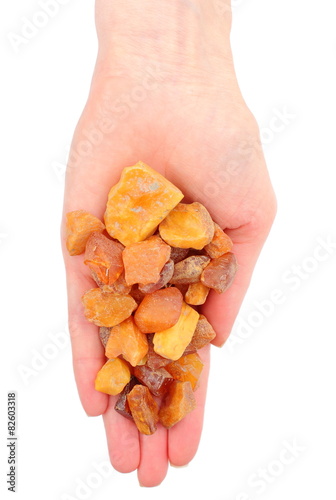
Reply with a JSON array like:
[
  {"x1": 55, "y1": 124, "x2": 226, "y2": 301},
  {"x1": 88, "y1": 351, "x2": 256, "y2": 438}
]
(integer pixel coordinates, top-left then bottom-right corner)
[{"x1": 1, "y1": 0, "x2": 336, "y2": 499}]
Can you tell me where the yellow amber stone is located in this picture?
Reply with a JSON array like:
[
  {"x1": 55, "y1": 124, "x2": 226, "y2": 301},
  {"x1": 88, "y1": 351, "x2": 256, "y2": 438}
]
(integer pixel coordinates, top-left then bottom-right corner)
[
  {"x1": 95, "y1": 358, "x2": 131, "y2": 396},
  {"x1": 165, "y1": 352, "x2": 204, "y2": 390},
  {"x1": 82, "y1": 288, "x2": 137, "y2": 327},
  {"x1": 104, "y1": 162, "x2": 183, "y2": 246},
  {"x1": 159, "y1": 202, "x2": 215, "y2": 250},
  {"x1": 153, "y1": 302, "x2": 199, "y2": 360},
  {"x1": 105, "y1": 317, "x2": 148, "y2": 367},
  {"x1": 66, "y1": 210, "x2": 105, "y2": 256},
  {"x1": 185, "y1": 282, "x2": 210, "y2": 305},
  {"x1": 159, "y1": 381, "x2": 196, "y2": 428}
]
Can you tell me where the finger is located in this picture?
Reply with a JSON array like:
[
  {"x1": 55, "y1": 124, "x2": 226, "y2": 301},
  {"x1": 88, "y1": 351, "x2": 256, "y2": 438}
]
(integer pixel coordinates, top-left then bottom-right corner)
[
  {"x1": 103, "y1": 396, "x2": 140, "y2": 473},
  {"x1": 168, "y1": 343, "x2": 210, "y2": 466},
  {"x1": 137, "y1": 425, "x2": 169, "y2": 487}
]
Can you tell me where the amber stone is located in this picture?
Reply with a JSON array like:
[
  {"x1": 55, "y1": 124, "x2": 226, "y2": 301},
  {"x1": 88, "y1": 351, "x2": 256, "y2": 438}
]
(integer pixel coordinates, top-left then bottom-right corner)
[
  {"x1": 130, "y1": 285, "x2": 146, "y2": 304},
  {"x1": 201, "y1": 252, "x2": 237, "y2": 293},
  {"x1": 105, "y1": 317, "x2": 148, "y2": 367},
  {"x1": 122, "y1": 235, "x2": 171, "y2": 286},
  {"x1": 159, "y1": 202, "x2": 215, "y2": 250},
  {"x1": 169, "y1": 255, "x2": 210, "y2": 285},
  {"x1": 173, "y1": 283, "x2": 189, "y2": 297},
  {"x1": 99, "y1": 326, "x2": 111, "y2": 348},
  {"x1": 104, "y1": 162, "x2": 183, "y2": 246},
  {"x1": 84, "y1": 232, "x2": 124, "y2": 286},
  {"x1": 204, "y1": 223, "x2": 233, "y2": 259},
  {"x1": 170, "y1": 247, "x2": 190, "y2": 263},
  {"x1": 139, "y1": 259, "x2": 174, "y2": 294},
  {"x1": 165, "y1": 353, "x2": 203, "y2": 390},
  {"x1": 102, "y1": 272, "x2": 131, "y2": 295},
  {"x1": 185, "y1": 282, "x2": 210, "y2": 305},
  {"x1": 146, "y1": 334, "x2": 172, "y2": 370},
  {"x1": 95, "y1": 358, "x2": 131, "y2": 395},
  {"x1": 185, "y1": 314, "x2": 217, "y2": 353},
  {"x1": 134, "y1": 365, "x2": 174, "y2": 397},
  {"x1": 159, "y1": 381, "x2": 196, "y2": 428},
  {"x1": 114, "y1": 377, "x2": 138, "y2": 420},
  {"x1": 66, "y1": 210, "x2": 105, "y2": 256},
  {"x1": 127, "y1": 385, "x2": 159, "y2": 435},
  {"x1": 153, "y1": 302, "x2": 199, "y2": 360},
  {"x1": 134, "y1": 287, "x2": 183, "y2": 334},
  {"x1": 82, "y1": 288, "x2": 137, "y2": 327}
]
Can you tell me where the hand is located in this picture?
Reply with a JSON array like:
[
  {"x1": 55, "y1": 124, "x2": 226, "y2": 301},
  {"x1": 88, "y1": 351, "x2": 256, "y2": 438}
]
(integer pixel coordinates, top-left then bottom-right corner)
[{"x1": 61, "y1": 0, "x2": 276, "y2": 487}]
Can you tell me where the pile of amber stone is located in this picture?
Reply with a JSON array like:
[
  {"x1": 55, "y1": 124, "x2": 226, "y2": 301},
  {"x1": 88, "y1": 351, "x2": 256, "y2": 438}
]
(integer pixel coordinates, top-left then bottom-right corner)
[{"x1": 66, "y1": 162, "x2": 237, "y2": 435}]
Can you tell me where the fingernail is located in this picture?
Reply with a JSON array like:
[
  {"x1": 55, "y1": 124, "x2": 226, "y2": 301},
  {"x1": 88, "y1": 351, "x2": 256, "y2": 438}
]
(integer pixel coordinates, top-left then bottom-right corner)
[{"x1": 170, "y1": 463, "x2": 189, "y2": 468}]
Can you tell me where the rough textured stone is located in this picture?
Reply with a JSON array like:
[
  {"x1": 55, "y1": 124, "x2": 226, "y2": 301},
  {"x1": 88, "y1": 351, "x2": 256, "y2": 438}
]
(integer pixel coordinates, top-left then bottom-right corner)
[
  {"x1": 134, "y1": 287, "x2": 183, "y2": 333},
  {"x1": 185, "y1": 282, "x2": 210, "y2": 305},
  {"x1": 85, "y1": 232, "x2": 124, "y2": 286},
  {"x1": 165, "y1": 353, "x2": 203, "y2": 390},
  {"x1": 185, "y1": 314, "x2": 217, "y2": 353},
  {"x1": 82, "y1": 288, "x2": 137, "y2": 327},
  {"x1": 159, "y1": 381, "x2": 196, "y2": 428},
  {"x1": 204, "y1": 223, "x2": 233, "y2": 259},
  {"x1": 127, "y1": 385, "x2": 159, "y2": 435},
  {"x1": 114, "y1": 377, "x2": 138, "y2": 420},
  {"x1": 138, "y1": 259, "x2": 174, "y2": 293},
  {"x1": 169, "y1": 247, "x2": 190, "y2": 263},
  {"x1": 146, "y1": 334, "x2": 172, "y2": 370},
  {"x1": 105, "y1": 317, "x2": 148, "y2": 367},
  {"x1": 99, "y1": 326, "x2": 111, "y2": 348},
  {"x1": 169, "y1": 255, "x2": 210, "y2": 285},
  {"x1": 201, "y1": 252, "x2": 237, "y2": 293},
  {"x1": 66, "y1": 210, "x2": 105, "y2": 256},
  {"x1": 95, "y1": 358, "x2": 131, "y2": 395},
  {"x1": 133, "y1": 365, "x2": 174, "y2": 397}
]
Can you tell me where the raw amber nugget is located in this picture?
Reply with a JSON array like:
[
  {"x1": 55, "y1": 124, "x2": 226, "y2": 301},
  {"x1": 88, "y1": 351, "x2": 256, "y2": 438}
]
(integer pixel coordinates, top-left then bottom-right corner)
[
  {"x1": 169, "y1": 247, "x2": 189, "y2": 263},
  {"x1": 114, "y1": 377, "x2": 138, "y2": 420},
  {"x1": 102, "y1": 272, "x2": 131, "y2": 295},
  {"x1": 127, "y1": 385, "x2": 159, "y2": 435},
  {"x1": 169, "y1": 255, "x2": 210, "y2": 285},
  {"x1": 159, "y1": 202, "x2": 214, "y2": 250},
  {"x1": 134, "y1": 287, "x2": 183, "y2": 334},
  {"x1": 201, "y1": 252, "x2": 237, "y2": 293},
  {"x1": 159, "y1": 381, "x2": 196, "y2": 428},
  {"x1": 185, "y1": 314, "x2": 216, "y2": 353},
  {"x1": 134, "y1": 365, "x2": 174, "y2": 397},
  {"x1": 99, "y1": 326, "x2": 111, "y2": 348},
  {"x1": 153, "y1": 302, "x2": 199, "y2": 360},
  {"x1": 122, "y1": 235, "x2": 171, "y2": 286},
  {"x1": 139, "y1": 259, "x2": 174, "y2": 294},
  {"x1": 66, "y1": 210, "x2": 105, "y2": 256},
  {"x1": 185, "y1": 282, "x2": 210, "y2": 305},
  {"x1": 105, "y1": 317, "x2": 148, "y2": 367},
  {"x1": 146, "y1": 334, "x2": 172, "y2": 370},
  {"x1": 165, "y1": 353, "x2": 203, "y2": 390},
  {"x1": 85, "y1": 232, "x2": 124, "y2": 287},
  {"x1": 82, "y1": 288, "x2": 137, "y2": 327},
  {"x1": 204, "y1": 223, "x2": 233, "y2": 259},
  {"x1": 104, "y1": 162, "x2": 183, "y2": 246},
  {"x1": 95, "y1": 358, "x2": 131, "y2": 396}
]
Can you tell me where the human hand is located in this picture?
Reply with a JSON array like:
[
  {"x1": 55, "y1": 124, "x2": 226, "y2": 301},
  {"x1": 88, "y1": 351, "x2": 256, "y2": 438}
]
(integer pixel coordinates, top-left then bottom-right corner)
[{"x1": 61, "y1": 0, "x2": 276, "y2": 487}]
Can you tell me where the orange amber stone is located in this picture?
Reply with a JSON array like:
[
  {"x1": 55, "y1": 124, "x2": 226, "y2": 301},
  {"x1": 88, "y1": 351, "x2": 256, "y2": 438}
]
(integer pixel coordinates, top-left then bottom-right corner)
[
  {"x1": 105, "y1": 317, "x2": 148, "y2": 367},
  {"x1": 138, "y1": 259, "x2": 174, "y2": 294},
  {"x1": 185, "y1": 282, "x2": 210, "y2": 305},
  {"x1": 133, "y1": 365, "x2": 174, "y2": 397},
  {"x1": 159, "y1": 381, "x2": 196, "y2": 428},
  {"x1": 204, "y1": 223, "x2": 233, "y2": 259},
  {"x1": 95, "y1": 358, "x2": 131, "y2": 395},
  {"x1": 122, "y1": 235, "x2": 171, "y2": 286},
  {"x1": 201, "y1": 252, "x2": 237, "y2": 293},
  {"x1": 169, "y1": 255, "x2": 210, "y2": 285},
  {"x1": 159, "y1": 202, "x2": 215, "y2": 250},
  {"x1": 114, "y1": 377, "x2": 138, "y2": 420},
  {"x1": 153, "y1": 302, "x2": 199, "y2": 360},
  {"x1": 134, "y1": 287, "x2": 183, "y2": 333},
  {"x1": 85, "y1": 232, "x2": 124, "y2": 286},
  {"x1": 104, "y1": 162, "x2": 183, "y2": 246},
  {"x1": 127, "y1": 385, "x2": 159, "y2": 435},
  {"x1": 102, "y1": 272, "x2": 131, "y2": 295},
  {"x1": 165, "y1": 353, "x2": 203, "y2": 390},
  {"x1": 82, "y1": 288, "x2": 137, "y2": 327},
  {"x1": 66, "y1": 210, "x2": 105, "y2": 256},
  {"x1": 146, "y1": 334, "x2": 172, "y2": 370},
  {"x1": 185, "y1": 314, "x2": 216, "y2": 353}
]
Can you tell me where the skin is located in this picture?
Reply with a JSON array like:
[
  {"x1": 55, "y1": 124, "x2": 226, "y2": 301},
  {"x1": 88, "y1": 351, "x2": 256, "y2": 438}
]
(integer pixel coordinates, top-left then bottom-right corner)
[{"x1": 61, "y1": 0, "x2": 277, "y2": 488}]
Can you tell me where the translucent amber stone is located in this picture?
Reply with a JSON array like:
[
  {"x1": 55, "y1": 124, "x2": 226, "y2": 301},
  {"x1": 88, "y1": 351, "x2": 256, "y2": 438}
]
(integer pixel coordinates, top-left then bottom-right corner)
[
  {"x1": 105, "y1": 317, "x2": 148, "y2": 367},
  {"x1": 201, "y1": 252, "x2": 237, "y2": 293},
  {"x1": 99, "y1": 326, "x2": 111, "y2": 348},
  {"x1": 130, "y1": 285, "x2": 146, "y2": 304},
  {"x1": 114, "y1": 377, "x2": 138, "y2": 420},
  {"x1": 66, "y1": 210, "x2": 105, "y2": 256},
  {"x1": 165, "y1": 353, "x2": 203, "y2": 390},
  {"x1": 122, "y1": 235, "x2": 171, "y2": 286},
  {"x1": 185, "y1": 282, "x2": 210, "y2": 305},
  {"x1": 104, "y1": 162, "x2": 183, "y2": 246},
  {"x1": 134, "y1": 287, "x2": 183, "y2": 333},
  {"x1": 102, "y1": 273, "x2": 131, "y2": 295},
  {"x1": 138, "y1": 259, "x2": 174, "y2": 294},
  {"x1": 85, "y1": 232, "x2": 124, "y2": 286},
  {"x1": 185, "y1": 314, "x2": 216, "y2": 353},
  {"x1": 170, "y1": 247, "x2": 189, "y2": 263},
  {"x1": 82, "y1": 288, "x2": 137, "y2": 327},
  {"x1": 204, "y1": 223, "x2": 233, "y2": 259},
  {"x1": 159, "y1": 202, "x2": 215, "y2": 250},
  {"x1": 159, "y1": 381, "x2": 196, "y2": 428},
  {"x1": 153, "y1": 302, "x2": 199, "y2": 360},
  {"x1": 133, "y1": 365, "x2": 174, "y2": 397},
  {"x1": 127, "y1": 385, "x2": 159, "y2": 435},
  {"x1": 95, "y1": 358, "x2": 131, "y2": 395},
  {"x1": 169, "y1": 255, "x2": 210, "y2": 285},
  {"x1": 146, "y1": 334, "x2": 172, "y2": 370}
]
